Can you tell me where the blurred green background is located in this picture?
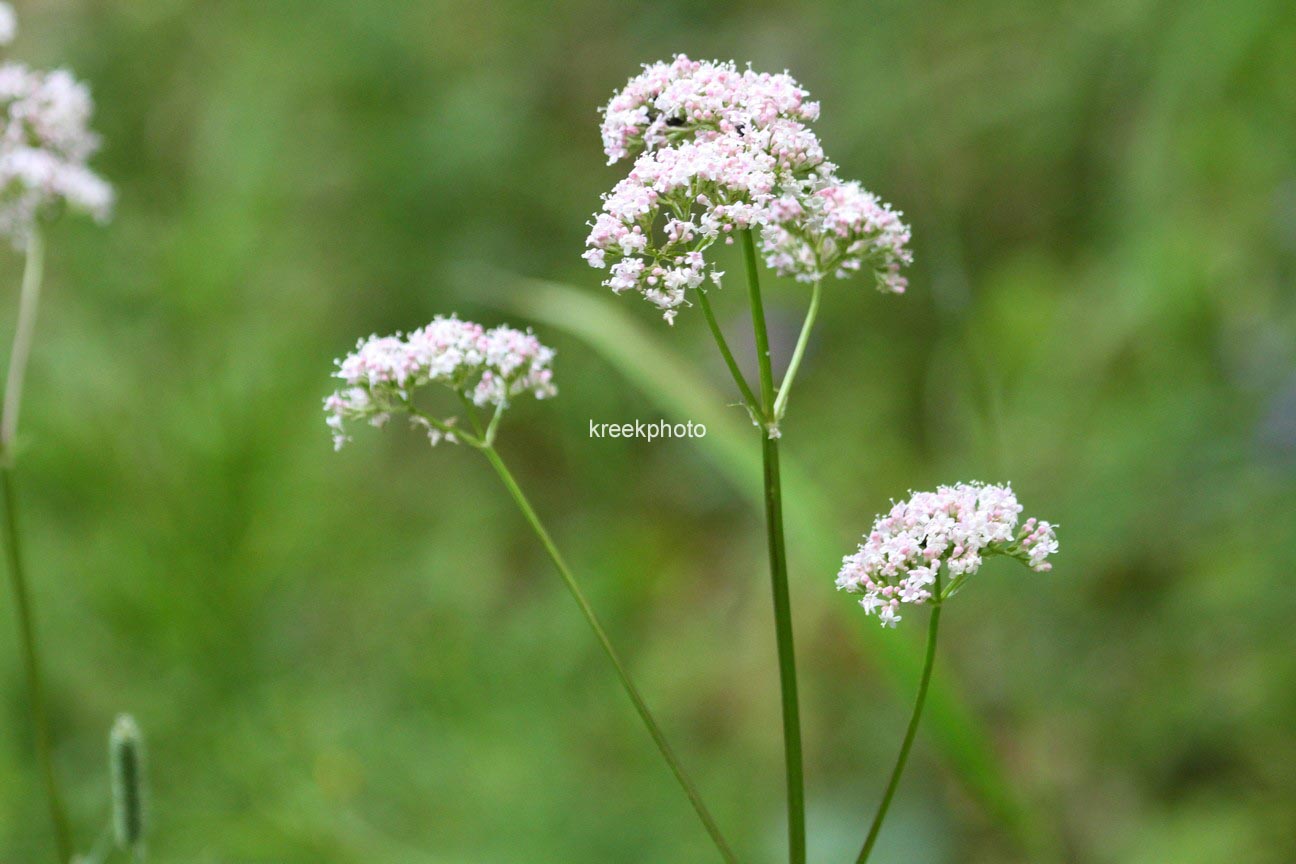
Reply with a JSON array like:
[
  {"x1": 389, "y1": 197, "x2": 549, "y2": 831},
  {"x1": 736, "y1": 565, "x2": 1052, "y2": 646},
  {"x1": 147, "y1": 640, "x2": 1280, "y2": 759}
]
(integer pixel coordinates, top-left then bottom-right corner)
[{"x1": 2, "y1": 0, "x2": 1294, "y2": 861}]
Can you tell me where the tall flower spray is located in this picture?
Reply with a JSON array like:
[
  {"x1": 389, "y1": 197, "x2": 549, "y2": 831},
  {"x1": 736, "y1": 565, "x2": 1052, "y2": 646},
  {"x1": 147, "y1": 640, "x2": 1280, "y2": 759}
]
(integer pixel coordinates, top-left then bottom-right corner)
[
  {"x1": 584, "y1": 56, "x2": 1058, "y2": 863},
  {"x1": 0, "y1": 4, "x2": 113, "y2": 861},
  {"x1": 328, "y1": 53, "x2": 1061, "y2": 864},
  {"x1": 839, "y1": 484, "x2": 1057, "y2": 862},
  {"x1": 585, "y1": 55, "x2": 914, "y2": 863}
]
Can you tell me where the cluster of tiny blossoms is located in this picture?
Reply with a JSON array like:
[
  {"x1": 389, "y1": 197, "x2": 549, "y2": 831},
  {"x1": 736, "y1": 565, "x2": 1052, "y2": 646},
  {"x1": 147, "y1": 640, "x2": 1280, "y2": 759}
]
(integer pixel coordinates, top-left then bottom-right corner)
[
  {"x1": 324, "y1": 316, "x2": 556, "y2": 451},
  {"x1": 836, "y1": 483, "x2": 1059, "y2": 627},
  {"x1": 585, "y1": 55, "x2": 912, "y2": 322},
  {"x1": 0, "y1": 4, "x2": 112, "y2": 245}
]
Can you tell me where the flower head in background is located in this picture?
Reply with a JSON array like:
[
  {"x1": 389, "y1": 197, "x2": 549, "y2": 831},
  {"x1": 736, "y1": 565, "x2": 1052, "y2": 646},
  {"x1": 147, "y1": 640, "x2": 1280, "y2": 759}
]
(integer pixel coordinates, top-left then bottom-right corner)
[
  {"x1": 586, "y1": 54, "x2": 912, "y2": 321},
  {"x1": 836, "y1": 482, "x2": 1058, "y2": 627},
  {"x1": 324, "y1": 316, "x2": 556, "y2": 451},
  {"x1": 0, "y1": 59, "x2": 113, "y2": 245}
]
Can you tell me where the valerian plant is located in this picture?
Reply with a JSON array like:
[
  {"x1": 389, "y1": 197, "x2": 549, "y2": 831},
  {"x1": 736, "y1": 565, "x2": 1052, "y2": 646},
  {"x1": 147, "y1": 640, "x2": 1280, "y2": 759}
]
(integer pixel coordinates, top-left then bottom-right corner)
[
  {"x1": 325, "y1": 317, "x2": 739, "y2": 861},
  {"x1": 584, "y1": 55, "x2": 921, "y2": 864},
  {"x1": 0, "y1": 4, "x2": 127, "y2": 862},
  {"x1": 583, "y1": 56, "x2": 1059, "y2": 863},
  {"x1": 329, "y1": 54, "x2": 1059, "y2": 864},
  {"x1": 838, "y1": 483, "x2": 1057, "y2": 862}
]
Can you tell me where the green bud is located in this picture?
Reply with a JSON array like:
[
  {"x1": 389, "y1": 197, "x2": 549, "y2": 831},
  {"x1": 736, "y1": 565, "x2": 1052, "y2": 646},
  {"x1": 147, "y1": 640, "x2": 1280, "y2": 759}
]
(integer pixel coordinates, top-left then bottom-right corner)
[{"x1": 109, "y1": 714, "x2": 146, "y2": 851}]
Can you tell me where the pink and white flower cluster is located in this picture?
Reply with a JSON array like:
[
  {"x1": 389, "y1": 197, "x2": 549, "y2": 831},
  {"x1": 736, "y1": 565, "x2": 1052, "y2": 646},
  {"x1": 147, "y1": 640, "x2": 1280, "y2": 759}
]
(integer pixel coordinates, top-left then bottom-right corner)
[
  {"x1": 836, "y1": 482, "x2": 1058, "y2": 627},
  {"x1": 585, "y1": 55, "x2": 912, "y2": 322},
  {"x1": 0, "y1": 9, "x2": 112, "y2": 245},
  {"x1": 324, "y1": 316, "x2": 556, "y2": 451},
  {"x1": 761, "y1": 178, "x2": 912, "y2": 291},
  {"x1": 599, "y1": 54, "x2": 821, "y2": 165}
]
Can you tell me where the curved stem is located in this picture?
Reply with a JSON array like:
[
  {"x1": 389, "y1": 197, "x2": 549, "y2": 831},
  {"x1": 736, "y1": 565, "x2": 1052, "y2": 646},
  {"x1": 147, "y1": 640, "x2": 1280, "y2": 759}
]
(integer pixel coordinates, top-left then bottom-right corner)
[
  {"x1": 2, "y1": 227, "x2": 45, "y2": 463},
  {"x1": 480, "y1": 445, "x2": 740, "y2": 864},
  {"x1": 771, "y1": 279, "x2": 821, "y2": 422},
  {"x1": 740, "y1": 228, "x2": 805, "y2": 864},
  {"x1": 856, "y1": 594, "x2": 943, "y2": 863},
  {"x1": 2, "y1": 468, "x2": 73, "y2": 863},
  {"x1": 483, "y1": 400, "x2": 505, "y2": 446},
  {"x1": 695, "y1": 286, "x2": 760, "y2": 420}
]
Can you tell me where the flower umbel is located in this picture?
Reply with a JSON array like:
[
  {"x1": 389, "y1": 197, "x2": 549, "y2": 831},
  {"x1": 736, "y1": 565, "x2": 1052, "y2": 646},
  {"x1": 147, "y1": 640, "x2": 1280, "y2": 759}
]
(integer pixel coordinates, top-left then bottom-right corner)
[
  {"x1": 836, "y1": 482, "x2": 1059, "y2": 627},
  {"x1": 586, "y1": 54, "x2": 912, "y2": 321},
  {"x1": 0, "y1": 58, "x2": 113, "y2": 245},
  {"x1": 324, "y1": 315, "x2": 556, "y2": 451}
]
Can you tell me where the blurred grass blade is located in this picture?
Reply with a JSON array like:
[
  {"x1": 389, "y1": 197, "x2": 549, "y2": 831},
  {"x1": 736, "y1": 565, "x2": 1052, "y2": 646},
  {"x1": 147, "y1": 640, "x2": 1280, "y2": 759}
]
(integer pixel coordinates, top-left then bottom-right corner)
[{"x1": 474, "y1": 271, "x2": 1054, "y2": 857}]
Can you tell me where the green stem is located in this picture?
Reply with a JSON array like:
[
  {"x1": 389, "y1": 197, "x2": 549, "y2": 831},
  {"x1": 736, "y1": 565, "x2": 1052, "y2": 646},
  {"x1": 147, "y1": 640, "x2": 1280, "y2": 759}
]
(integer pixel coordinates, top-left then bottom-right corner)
[
  {"x1": 740, "y1": 230, "x2": 775, "y2": 417},
  {"x1": 771, "y1": 279, "x2": 821, "y2": 422},
  {"x1": 856, "y1": 589, "x2": 943, "y2": 864},
  {"x1": 479, "y1": 444, "x2": 740, "y2": 864},
  {"x1": 740, "y1": 228, "x2": 805, "y2": 864},
  {"x1": 1, "y1": 227, "x2": 72, "y2": 863},
  {"x1": 694, "y1": 286, "x2": 760, "y2": 420},
  {"x1": 2, "y1": 226, "x2": 45, "y2": 462},
  {"x1": 761, "y1": 434, "x2": 805, "y2": 864},
  {"x1": 2, "y1": 467, "x2": 73, "y2": 863}
]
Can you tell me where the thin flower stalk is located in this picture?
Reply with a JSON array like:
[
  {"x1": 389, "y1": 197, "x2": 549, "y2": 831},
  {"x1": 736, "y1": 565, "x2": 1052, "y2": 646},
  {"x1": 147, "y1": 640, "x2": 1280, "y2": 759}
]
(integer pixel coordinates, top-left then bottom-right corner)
[
  {"x1": 1, "y1": 463, "x2": 71, "y2": 862},
  {"x1": 840, "y1": 484, "x2": 1058, "y2": 858},
  {"x1": 694, "y1": 285, "x2": 760, "y2": 420},
  {"x1": 771, "y1": 277, "x2": 821, "y2": 422},
  {"x1": 0, "y1": 8, "x2": 114, "y2": 858},
  {"x1": 740, "y1": 227, "x2": 806, "y2": 864},
  {"x1": 1, "y1": 224, "x2": 42, "y2": 458},
  {"x1": 326, "y1": 318, "x2": 739, "y2": 863},
  {"x1": 855, "y1": 571, "x2": 942, "y2": 864},
  {"x1": 479, "y1": 441, "x2": 738, "y2": 864}
]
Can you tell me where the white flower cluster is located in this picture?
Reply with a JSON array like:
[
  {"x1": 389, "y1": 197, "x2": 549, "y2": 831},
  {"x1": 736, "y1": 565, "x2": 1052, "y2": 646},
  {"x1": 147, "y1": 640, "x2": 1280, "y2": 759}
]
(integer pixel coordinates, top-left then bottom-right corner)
[
  {"x1": 324, "y1": 316, "x2": 557, "y2": 451},
  {"x1": 0, "y1": 6, "x2": 112, "y2": 245},
  {"x1": 585, "y1": 55, "x2": 912, "y2": 322},
  {"x1": 836, "y1": 482, "x2": 1059, "y2": 627}
]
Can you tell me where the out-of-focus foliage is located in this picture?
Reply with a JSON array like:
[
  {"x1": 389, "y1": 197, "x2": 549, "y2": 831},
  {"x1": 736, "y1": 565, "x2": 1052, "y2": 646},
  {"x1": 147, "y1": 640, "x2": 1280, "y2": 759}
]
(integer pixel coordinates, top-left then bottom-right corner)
[{"x1": 1, "y1": 0, "x2": 1293, "y2": 862}]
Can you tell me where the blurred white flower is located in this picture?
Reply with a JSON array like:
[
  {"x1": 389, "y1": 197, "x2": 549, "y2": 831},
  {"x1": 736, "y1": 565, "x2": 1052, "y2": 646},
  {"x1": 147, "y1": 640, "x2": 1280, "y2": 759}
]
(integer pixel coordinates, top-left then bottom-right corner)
[{"x1": 0, "y1": 62, "x2": 113, "y2": 245}]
